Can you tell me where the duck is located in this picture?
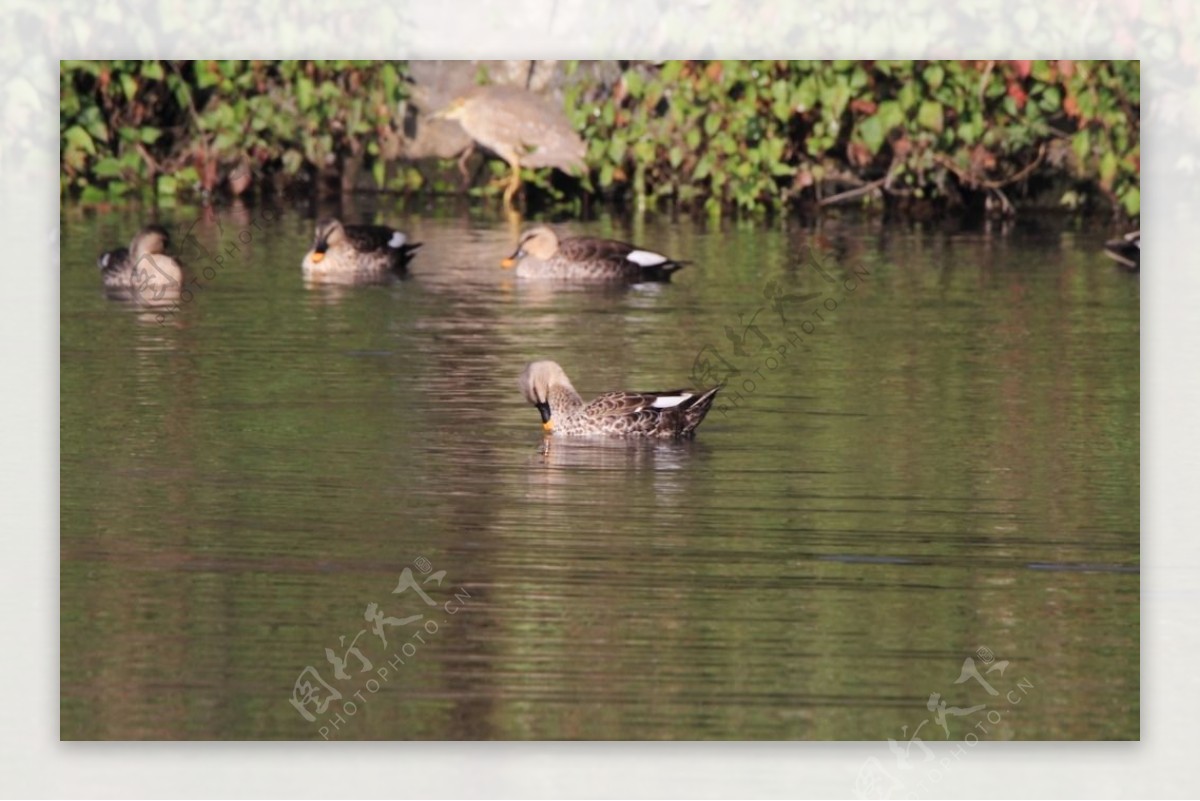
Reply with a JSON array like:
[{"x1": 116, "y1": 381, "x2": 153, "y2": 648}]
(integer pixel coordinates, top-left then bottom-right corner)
[
  {"x1": 98, "y1": 225, "x2": 183, "y2": 301},
  {"x1": 97, "y1": 246, "x2": 131, "y2": 287},
  {"x1": 518, "y1": 360, "x2": 721, "y2": 438},
  {"x1": 302, "y1": 218, "x2": 421, "y2": 283},
  {"x1": 1103, "y1": 230, "x2": 1140, "y2": 272},
  {"x1": 501, "y1": 226, "x2": 688, "y2": 282}
]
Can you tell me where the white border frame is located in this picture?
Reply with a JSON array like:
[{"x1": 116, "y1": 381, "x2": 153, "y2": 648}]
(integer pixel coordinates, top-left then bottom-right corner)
[{"x1": 6, "y1": 0, "x2": 1190, "y2": 796}]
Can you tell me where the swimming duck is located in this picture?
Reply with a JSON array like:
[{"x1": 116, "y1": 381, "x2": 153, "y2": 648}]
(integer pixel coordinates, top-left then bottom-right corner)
[
  {"x1": 518, "y1": 360, "x2": 721, "y2": 438},
  {"x1": 1103, "y1": 231, "x2": 1140, "y2": 272},
  {"x1": 501, "y1": 226, "x2": 688, "y2": 282},
  {"x1": 302, "y1": 218, "x2": 421, "y2": 283},
  {"x1": 97, "y1": 247, "x2": 132, "y2": 287},
  {"x1": 98, "y1": 225, "x2": 183, "y2": 301}
]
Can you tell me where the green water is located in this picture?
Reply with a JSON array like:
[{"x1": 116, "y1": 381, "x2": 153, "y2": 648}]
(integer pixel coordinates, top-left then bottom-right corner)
[{"x1": 60, "y1": 200, "x2": 1139, "y2": 740}]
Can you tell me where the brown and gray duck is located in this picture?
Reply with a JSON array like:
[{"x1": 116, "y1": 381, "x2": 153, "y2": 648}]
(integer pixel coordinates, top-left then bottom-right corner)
[
  {"x1": 98, "y1": 224, "x2": 183, "y2": 302},
  {"x1": 501, "y1": 226, "x2": 688, "y2": 282},
  {"x1": 518, "y1": 360, "x2": 721, "y2": 438},
  {"x1": 302, "y1": 218, "x2": 421, "y2": 284}
]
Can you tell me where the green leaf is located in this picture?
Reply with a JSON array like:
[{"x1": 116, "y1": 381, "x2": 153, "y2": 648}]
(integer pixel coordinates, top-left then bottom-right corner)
[
  {"x1": 624, "y1": 71, "x2": 644, "y2": 98},
  {"x1": 1099, "y1": 150, "x2": 1117, "y2": 186},
  {"x1": 213, "y1": 132, "x2": 239, "y2": 153},
  {"x1": 858, "y1": 114, "x2": 885, "y2": 154},
  {"x1": 917, "y1": 100, "x2": 944, "y2": 133},
  {"x1": 848, "y1": 65, "x2": 869, "y2": 91},
  {"x1": 63, "y1": 126, "x2": 95, "y2": 155},
  {"x1": 80, "y1": 185, "x2": 107, "y2": 203},
  {"x1": 157, "y1": 174, "x2": 177, "y2": 195},
  {"x1": 794, "y1": 77, "x2": 817, "y2": 111},
  {"x1": 296, "y1": 76, "x2": 314, "y2": 110},
  {"x1": 1072, "y1": 130, "x2": 1090, "y2": 163},
  {"x1": 956, "y1": 117, "x2": 981, "y2": 144},
  {"x1": 600, "y1": 102, "x2": 615, "y2": 126},
  {"x1": 876, "y1": 99, "x2": 904, "y2": 131},
  {"x1": 140, "y1": 127, "x2": 162, "y2": 144},
  {"x1": 381, "y1": 63, "x2": 399, "y2": 97},
  {"x1": 608, "y1": 137, "x2": 627, "y2": 163},
  {"x1": 92, "y1": 156, "x2": 123, "y2": 178},
  {"x1": 1039, "y1": 86, "x2": 1061, "y2": 112},
  {"x1": 1120, "y1": 186, "x2": 1139, "y2": 216},
  {"x1": 193, "y1": 62, "x2": 217, "y2": 88},
  {"x1": 141, "y1": 61, "x2": 165, "y2": 81},
  {"x1": 120, "y1": 73, "x2": 138, "y2": 100},
  {"x1": 923, "y1": 63, "x2": 945, "y2": 90},
  {"x1": 819, "y1": 78, "x2": 851, "y2": 121}
]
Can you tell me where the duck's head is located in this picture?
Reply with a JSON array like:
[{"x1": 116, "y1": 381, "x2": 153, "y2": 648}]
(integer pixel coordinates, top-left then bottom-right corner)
[
  {"x1": 518, "y1": 360, "x2": 575, "y2": 433},
  {"x1": 502, "y1": 226, "x2": 559, "y2": 269},
  {"x1": 310, "y1": 218, "x2": 346, "y2": 263},
  {"x1": 131, "y1": 225, "x2": 170, "y2": 259}
]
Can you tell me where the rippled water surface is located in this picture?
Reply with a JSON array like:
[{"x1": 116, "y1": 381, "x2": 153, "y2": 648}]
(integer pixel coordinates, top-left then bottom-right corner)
[{"x1": 60, "y1": 200, "x2": 1139, "y2": 740}]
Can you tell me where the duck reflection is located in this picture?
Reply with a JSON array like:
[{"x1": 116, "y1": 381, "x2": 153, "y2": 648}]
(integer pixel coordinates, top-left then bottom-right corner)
[{"x1": 524, "y1": 436, "x2": 704, "y2": 512}]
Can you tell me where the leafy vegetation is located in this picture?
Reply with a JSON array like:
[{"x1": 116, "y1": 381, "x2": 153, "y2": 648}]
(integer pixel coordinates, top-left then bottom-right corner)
[
  {"x1": 60, "y1": 60, "x2": 417, "y2": 203},
  {"x1": 61, "y1": 60, "x2": 1139, "y2": 219},
  {"x1": 566, "y1": 60, "x2": 1140, "y2": 217}
]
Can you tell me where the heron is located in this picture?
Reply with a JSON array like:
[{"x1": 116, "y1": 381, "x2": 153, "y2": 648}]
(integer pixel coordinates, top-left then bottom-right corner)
[{"x1": 431, "y1": 85, "x2": 587, "y2": 209}]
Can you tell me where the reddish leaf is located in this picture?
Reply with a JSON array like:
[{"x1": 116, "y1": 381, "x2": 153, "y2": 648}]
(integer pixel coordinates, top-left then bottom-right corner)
[
  {"x1": 849, "y1": 98, "x2": 878, "y2": 115},
  {"x1": 847, "y1": 140, "x2": 872, "y2": 168},
  {"x1": 970, "y1": 145, "x2": 997, "y2": 172},
  {"x1": 1007, "y1": 81, "x2": 1028, "y2": 109},
  {"x1": 1013, "y1": 60, "x2": 1032, "y2": 78}
]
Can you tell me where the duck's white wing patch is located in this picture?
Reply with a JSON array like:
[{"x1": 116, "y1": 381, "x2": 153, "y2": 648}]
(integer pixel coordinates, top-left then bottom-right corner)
[
  {"x1": 387, "y1": 231, "x2": 407, "y2": 248},
  {"x1": 625, "y1": 249, "x2": 669, "y2": 267},
  {"x1": 652, "y1": 393, "x2": 693, "y2": 408}
]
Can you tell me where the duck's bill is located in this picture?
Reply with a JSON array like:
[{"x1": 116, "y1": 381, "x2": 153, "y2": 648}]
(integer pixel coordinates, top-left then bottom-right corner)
[
  {"x1": 311, "y1": 252, "x2": 325, "y2": 263},
  {"x1": 500, "y1": 257, "x2": 516, "y2": 269},
  {"x1": 542, "y1": 420, "x2": 554, "y2": 433}
]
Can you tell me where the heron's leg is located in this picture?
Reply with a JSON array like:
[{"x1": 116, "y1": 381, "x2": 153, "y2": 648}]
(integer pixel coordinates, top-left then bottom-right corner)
[
  {"x1": 456, "y1": 143, "x2": 475, "y2": 189},
  {"x1": 502, "y1": 162, "x2": 522, "y2": 210}
]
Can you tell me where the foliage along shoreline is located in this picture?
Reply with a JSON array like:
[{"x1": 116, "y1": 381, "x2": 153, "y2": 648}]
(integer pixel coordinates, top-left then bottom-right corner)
[{"x1": 61, "y1": 60, "x2": 1140, "y2": 221}]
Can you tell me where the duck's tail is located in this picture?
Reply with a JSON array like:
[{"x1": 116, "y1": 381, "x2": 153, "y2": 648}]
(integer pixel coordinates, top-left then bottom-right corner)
[
  {"x1": 642, "y1": 259, "x2": 690, "y2": 282},
  {"x1": 680, "y1": 384, "x2": 722, "y2": 436},
  {"x1": 1103, "y1": 232, "x2": 1139, "y2": 271},
  {"x1": 389, "y1": 241, "x2": 422, "y2": 275}
]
